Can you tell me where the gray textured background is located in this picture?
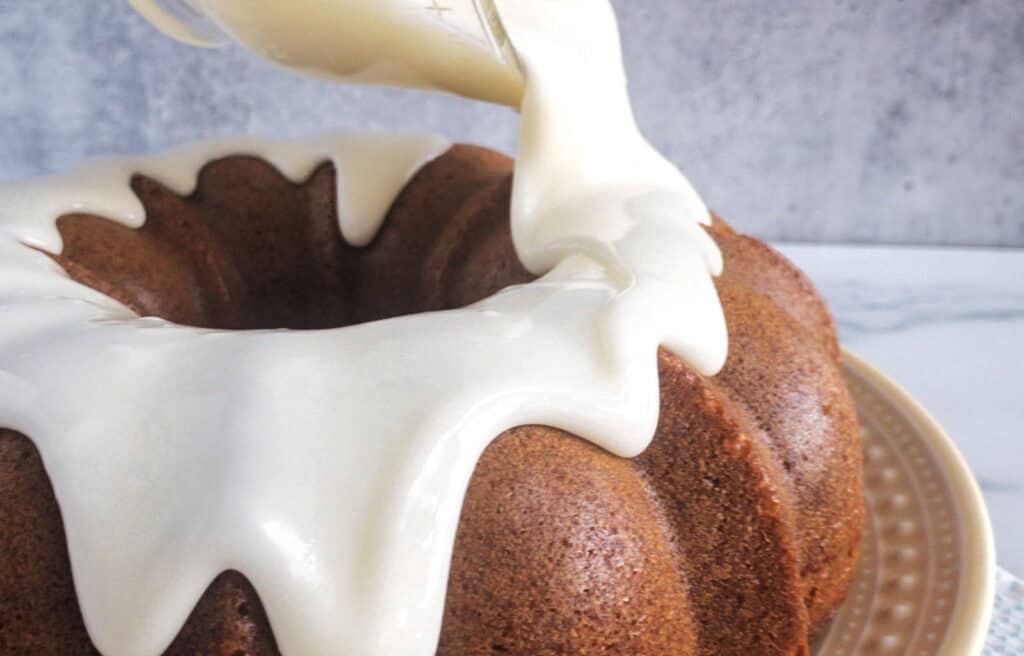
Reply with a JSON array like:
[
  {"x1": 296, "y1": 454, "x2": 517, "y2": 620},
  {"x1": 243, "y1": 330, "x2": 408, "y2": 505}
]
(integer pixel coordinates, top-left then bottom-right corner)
[{"x1": 0, "y1": 1, "x2": 1021, "y2": 246}]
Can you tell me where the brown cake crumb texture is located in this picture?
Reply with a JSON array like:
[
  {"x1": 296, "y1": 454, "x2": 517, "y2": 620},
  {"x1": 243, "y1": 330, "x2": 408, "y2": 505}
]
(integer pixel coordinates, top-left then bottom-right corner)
[{"x1": 0, "y1": 145, "x2": 863, "y2": 655}]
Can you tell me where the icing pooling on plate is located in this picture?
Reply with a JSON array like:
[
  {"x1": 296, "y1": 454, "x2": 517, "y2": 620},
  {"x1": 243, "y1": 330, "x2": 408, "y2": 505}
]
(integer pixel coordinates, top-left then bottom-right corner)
[{"x1": 0, "y1": 1, "x2": 726, "y2": 655}]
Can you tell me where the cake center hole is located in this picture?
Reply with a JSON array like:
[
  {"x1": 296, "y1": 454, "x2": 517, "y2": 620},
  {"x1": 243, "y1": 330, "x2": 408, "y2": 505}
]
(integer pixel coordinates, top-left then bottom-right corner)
[{"x1": 49, "y1": 153, "x2": 529, "y2": 331}]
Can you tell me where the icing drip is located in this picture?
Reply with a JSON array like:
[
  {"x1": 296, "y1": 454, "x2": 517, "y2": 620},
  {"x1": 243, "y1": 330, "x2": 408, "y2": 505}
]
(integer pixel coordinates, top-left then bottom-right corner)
[{"x1": 0, "y1": 1, "x2": 727, "y2": 655}]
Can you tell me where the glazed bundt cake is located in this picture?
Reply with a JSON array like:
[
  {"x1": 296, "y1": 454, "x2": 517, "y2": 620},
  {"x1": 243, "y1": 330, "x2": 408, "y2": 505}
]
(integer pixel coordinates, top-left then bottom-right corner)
[{"x1": 0, "y1": 144, "x2": 863, "y2": 655}]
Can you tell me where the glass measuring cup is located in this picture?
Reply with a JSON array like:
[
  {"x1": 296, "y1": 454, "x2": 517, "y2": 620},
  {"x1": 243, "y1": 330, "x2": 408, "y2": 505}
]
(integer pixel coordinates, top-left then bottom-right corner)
[{"x1": 128, "y1": 0, "x2": 524, "y2": 106}]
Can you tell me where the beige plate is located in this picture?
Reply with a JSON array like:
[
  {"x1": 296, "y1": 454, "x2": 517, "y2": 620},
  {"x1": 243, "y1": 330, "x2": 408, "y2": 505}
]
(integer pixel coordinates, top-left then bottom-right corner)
[{"x1": 811, "y1": 349, "x2": 996, "y2": 655}]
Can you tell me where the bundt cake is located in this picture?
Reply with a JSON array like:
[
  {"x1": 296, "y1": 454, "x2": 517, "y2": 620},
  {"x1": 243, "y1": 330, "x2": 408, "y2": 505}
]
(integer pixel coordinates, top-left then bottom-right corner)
[
  {"x1": 0, "y1": 142, "x2": 863, "y2": 655},
  {"x1": 2, "y1": 1, "x2": 863, "y2": 653}
]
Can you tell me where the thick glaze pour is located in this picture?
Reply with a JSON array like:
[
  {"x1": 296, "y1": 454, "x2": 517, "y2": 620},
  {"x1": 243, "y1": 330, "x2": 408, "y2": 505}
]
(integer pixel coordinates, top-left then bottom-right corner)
[{"x1": 0, "y1": 1, "x2": 726, "y2": 655}]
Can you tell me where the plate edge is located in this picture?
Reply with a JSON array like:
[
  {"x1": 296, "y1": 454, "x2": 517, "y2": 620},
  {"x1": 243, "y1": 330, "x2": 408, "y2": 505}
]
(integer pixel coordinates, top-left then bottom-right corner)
[{"x1": 841, "y1": 347, "x2": 996, "y2": 656}]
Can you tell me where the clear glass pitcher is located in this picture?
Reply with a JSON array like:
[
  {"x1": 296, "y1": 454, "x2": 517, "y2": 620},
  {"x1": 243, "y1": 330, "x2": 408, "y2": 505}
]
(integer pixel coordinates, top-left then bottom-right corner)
[{"x1": 128, "y1": 0, "x2": 524, "y2": 106}]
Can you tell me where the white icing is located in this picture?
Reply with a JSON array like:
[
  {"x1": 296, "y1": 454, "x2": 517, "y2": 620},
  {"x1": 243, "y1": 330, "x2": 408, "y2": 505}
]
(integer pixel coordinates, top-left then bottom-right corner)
[
  {"x1": 1, "y1": 131, "x2": 449, "y2": 251},
  {"x1": 1, "y1": 1, "x2": 727, "y2": 655}
]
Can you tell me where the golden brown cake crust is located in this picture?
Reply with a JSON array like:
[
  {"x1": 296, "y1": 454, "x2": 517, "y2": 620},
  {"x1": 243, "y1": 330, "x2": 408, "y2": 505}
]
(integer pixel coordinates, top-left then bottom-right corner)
[
  {"x1": 0, "y1": 145, "x2": 862, "y2": 655},
  {"x1": 0, "y1": 430, "x2": 99, "y2": 656}
]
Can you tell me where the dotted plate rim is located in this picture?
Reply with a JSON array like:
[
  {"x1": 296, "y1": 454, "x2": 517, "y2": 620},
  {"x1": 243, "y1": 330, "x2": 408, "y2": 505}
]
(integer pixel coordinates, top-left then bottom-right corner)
[{"x1": 812, "y1": 348, "x2": 996, "y2": 655}]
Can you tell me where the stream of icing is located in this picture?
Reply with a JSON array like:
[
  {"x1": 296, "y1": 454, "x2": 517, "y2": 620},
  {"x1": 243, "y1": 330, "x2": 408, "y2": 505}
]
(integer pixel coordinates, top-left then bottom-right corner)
[{"x1": 0, "y1": 1, "x2": 726, "y2": 654}]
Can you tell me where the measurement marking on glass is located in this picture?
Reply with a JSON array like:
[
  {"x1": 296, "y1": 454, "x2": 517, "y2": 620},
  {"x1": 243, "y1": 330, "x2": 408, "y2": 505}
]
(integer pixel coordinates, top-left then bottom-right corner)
[{"x1": 426, "y1": 0, "x2": 453, "y2": 20}]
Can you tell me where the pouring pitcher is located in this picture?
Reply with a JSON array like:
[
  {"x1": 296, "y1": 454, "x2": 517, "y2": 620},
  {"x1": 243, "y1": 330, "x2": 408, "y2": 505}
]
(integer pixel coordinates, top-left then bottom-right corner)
[{"x1": 128, "y1": 0, "x2": 524, "y2": 106}]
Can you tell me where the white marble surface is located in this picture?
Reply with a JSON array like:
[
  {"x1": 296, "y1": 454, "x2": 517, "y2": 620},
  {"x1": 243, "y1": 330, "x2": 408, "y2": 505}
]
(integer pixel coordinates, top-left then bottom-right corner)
[{"x1": 776, "y1": 243, "x2": 1024, "y2": 576}]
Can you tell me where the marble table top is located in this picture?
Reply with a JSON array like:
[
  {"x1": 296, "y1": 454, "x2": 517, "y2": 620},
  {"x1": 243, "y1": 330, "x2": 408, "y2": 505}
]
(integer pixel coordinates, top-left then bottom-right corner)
[{"x1": 776, "y1": 243, "x2": 1024, "y2": 576}]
